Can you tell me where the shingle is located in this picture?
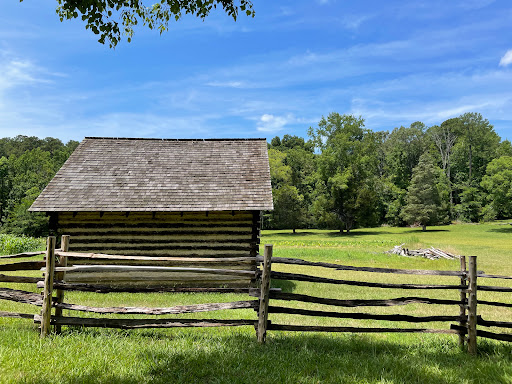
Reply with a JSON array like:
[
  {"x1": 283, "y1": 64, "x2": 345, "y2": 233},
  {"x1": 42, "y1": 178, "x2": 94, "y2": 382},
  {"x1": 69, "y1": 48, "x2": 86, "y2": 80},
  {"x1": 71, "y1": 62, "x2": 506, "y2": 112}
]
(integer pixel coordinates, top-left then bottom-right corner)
[{"x1": 30, "y1": 138, "x2": 273, "y2": 212}]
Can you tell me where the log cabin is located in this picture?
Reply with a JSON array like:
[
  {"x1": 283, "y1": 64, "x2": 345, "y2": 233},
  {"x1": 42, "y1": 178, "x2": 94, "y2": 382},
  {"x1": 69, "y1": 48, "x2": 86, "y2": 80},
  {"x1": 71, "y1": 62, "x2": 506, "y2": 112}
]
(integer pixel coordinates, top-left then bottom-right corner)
[{"x1": 29, "y1": 137, "x2": 273, "y2": 287}]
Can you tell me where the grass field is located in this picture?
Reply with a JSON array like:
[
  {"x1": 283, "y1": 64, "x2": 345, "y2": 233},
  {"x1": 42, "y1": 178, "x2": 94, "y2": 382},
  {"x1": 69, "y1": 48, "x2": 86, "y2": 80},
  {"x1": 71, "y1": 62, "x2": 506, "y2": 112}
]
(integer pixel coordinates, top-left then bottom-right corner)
[{"x1": 1, "y1": 222, "x2": 511, "y2": 383}]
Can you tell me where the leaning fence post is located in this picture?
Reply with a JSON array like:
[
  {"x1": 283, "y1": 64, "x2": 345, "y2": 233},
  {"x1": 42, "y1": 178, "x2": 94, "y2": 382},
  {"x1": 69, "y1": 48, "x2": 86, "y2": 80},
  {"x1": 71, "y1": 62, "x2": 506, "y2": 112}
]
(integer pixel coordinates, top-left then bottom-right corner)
[
  {"x1": 257, "y1": 244, "x2": 273, "y2": 343},
  {"x1": 54, "y1": 235, "x2": 69, "y2": 334},
  {"x1": 458, "y1": 256, "x2": 467, "y2": 347},
  {"x1": 467, "y1": 256, "x2": 478, "y2": 355},
  {"x1": 41, "y1": 236, "x2": 56, "y2": 338}
]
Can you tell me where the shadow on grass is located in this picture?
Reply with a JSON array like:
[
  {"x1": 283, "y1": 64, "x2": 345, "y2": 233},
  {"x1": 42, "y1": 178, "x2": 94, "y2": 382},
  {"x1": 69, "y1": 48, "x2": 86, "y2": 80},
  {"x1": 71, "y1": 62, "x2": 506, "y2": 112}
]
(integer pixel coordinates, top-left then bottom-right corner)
[
  {"x1": 487, "y1": 227, "x2": 512, "y2": 234},
  {"x1": 140, "y1": 334, "x2": 512, "y2": 384},
  {"x1": 401, "y1": 229, "x2": 450, "y2": 233},
  {"x1": 265, "y1": 231, "x2": 320, "y2": 237},
  {"x1": 271, "y1": 278, "x2": 296, "y2": 293},
  {"x1": 24, "y1": 330, "x2": 512, "y2": 384},
  {"x1": 325, "y1": 230, "x2": 393, "y2": 237}
]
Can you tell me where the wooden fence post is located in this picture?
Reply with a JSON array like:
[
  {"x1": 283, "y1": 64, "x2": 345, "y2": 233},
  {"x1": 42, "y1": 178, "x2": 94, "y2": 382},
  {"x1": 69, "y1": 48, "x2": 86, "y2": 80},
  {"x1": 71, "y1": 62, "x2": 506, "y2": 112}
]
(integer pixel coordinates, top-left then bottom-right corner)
[
  {"x1": 257, "y1": 244, "x2": 273, "y2": 343},
  {"x1": 41, "y1": 236, "x2": 56, "y2": 338},
  {"x1": 458, "y1": 256, "x2": 467, "y2": 347},
  {"x1": 467, "y1": 256, "x2": 478, "y2": 355},
  {"x1": 54, "y1": 235, "x2": 69, "y2": 334}
]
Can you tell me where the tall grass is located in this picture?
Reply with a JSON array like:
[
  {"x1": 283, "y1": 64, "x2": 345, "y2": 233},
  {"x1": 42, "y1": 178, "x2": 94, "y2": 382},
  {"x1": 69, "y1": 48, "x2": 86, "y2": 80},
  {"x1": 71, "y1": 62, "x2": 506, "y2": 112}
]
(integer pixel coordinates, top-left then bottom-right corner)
[{"x1": 0, "y1": 234, "x2": 45, "y2": 255}]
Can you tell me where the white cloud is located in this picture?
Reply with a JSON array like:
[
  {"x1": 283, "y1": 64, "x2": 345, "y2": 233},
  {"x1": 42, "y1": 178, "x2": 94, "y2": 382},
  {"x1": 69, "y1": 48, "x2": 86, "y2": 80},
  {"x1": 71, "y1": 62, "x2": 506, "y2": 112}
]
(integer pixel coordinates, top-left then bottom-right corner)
[
  {"x1": 499, "y1": 50, "x2": 512, "y2": 67},
  {"x1": 256, "y1": 114, "x2": 293, "y2": 132}
]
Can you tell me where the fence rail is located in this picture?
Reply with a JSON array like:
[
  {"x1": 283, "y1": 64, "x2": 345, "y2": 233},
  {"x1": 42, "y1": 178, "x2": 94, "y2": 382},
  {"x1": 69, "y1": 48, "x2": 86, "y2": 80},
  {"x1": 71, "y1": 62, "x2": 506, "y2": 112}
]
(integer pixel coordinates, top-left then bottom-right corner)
[{"x1": 1, "y1": 236, "x2": 511, "y2": 356}]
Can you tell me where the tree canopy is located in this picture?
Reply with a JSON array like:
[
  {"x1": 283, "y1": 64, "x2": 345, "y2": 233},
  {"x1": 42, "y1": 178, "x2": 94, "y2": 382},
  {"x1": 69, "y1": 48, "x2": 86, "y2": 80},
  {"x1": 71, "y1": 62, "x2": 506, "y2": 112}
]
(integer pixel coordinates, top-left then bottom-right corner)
[{"x1": 24, "y1": 0, "x2": 254, "y2": 47}]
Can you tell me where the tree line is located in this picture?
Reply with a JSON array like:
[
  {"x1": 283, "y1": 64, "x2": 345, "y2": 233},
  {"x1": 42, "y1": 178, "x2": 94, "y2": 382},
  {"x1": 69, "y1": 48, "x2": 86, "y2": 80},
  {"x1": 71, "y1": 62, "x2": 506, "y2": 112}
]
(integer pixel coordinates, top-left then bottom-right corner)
[
  {"x1": 267, "y1": 112, "x2": 512, "y2": 232},
  {"x1": 1, "y1": 111, "x2": 511, "y2": 237},
  {"x1": 0, "y1": 136, "x2": 79, "y2": 237}
]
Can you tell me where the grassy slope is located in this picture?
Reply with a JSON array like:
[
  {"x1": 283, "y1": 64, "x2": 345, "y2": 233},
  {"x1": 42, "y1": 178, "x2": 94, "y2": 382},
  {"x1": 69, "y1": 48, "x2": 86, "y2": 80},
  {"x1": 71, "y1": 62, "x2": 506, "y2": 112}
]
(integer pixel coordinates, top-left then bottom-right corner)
[{"x1": 0, "y1": 222, "x2": 511, "y2": 383}]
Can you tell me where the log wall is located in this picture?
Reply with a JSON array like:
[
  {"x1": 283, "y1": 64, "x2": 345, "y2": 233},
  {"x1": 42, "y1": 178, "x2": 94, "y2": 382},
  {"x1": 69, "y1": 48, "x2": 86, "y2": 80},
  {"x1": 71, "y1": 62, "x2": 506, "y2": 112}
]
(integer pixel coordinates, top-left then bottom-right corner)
[{"x1": 56, "y1": 211, "x2": 260, "y2": 287}]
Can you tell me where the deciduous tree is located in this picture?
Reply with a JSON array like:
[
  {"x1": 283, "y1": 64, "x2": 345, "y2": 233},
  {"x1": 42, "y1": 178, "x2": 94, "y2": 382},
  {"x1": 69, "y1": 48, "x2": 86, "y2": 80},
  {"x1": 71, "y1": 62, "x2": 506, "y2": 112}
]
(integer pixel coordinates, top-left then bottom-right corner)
[{"x1": 25, "y1": 0, "x2": 255, "y2": 47}]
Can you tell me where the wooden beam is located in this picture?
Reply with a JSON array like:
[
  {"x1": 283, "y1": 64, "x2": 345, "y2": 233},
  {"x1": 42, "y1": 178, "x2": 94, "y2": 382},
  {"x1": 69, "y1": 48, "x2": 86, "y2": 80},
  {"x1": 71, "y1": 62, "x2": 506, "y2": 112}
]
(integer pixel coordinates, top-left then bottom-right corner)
[
  {"x1": 271, "y1": 271, "x2": 465, "y2": 290},
  {"x1": 55, "y1": 235, "x2": 69, "y2": 334},
  {"x1": 264, "y1": 256, "x2": 463, "y2": 277},
  {"x1": 41, "y1": 236, "x2": 56, "y2": 338},
  {"x1": 257, "y1": 244, "x2": 272, "y2": 343},
  {"x1": 267, "y1": 292, "x2": 462, "y2": 307},
  {"x1": 268, "y1": 306, "x2": 463, "y2": 323},
  {"x1": 467, "y1": 256, "x2": 477, "y2": 355},
  {"x1": 268, "y1": 324, "x2": 460, "y2": 334},
  {"x1": 54, "y1": 300, "x2": 258, "y2": 315},
  {"x1": 34, "y1": 315, "x2": 257, "y2": 329}
]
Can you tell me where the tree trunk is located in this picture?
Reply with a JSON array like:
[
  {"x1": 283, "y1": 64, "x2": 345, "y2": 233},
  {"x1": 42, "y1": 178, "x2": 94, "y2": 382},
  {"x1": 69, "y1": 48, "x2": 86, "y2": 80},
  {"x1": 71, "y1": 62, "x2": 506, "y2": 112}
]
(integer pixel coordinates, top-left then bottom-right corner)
[
  {"x1": 422, "y1": 224, "x2": 426, "y2": 232},
  {"x1": 293, "y1": 228, "x2": 296, "y2": 234}
]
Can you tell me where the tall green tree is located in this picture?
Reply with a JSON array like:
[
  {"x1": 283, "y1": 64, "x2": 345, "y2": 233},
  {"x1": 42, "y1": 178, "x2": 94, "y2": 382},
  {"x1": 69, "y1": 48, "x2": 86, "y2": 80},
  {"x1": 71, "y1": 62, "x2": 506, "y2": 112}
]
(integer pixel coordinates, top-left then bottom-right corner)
[
  {"x1": 272, "y1": 185, "x2": 306, "y2": 233},
  {"x1": 400, "y1": 153, "x2": 443, "y2": 231},
  {"x1": 309, "y1": 113, "x2": 380, "y2": 233},
  {"x1": 481, "y1": 156, "x2": 512, "y2": 219}
]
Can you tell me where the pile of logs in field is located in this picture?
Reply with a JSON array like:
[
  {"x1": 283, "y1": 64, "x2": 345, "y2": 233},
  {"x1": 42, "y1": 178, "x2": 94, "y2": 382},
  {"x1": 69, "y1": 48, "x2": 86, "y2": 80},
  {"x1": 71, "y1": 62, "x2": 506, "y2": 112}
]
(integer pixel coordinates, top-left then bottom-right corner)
[{"x1": 386, "y1": 244, "x2": 458, "y2": 260}]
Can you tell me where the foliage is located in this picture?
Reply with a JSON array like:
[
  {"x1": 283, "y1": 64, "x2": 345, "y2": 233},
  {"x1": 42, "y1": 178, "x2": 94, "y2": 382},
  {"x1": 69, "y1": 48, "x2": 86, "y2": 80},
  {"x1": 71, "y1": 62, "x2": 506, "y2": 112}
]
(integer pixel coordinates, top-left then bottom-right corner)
[
  {"x1": 309, "y1": 113, "x2": 380, "y2": 233},
  {"x1": 0, "y1": 136, "x2": 77, "y2": 237},
  {"x1": 270, "y1": 185, "x2": 306, "y2": 233},
  {"x1": 481, "y1": 155, "x2": 512, "y2": 219},
  {"x1": 0, "y1": 233, "x2": 44, "y2": 255},
  {"x1": 400, "y1": 153, "x2": 443, "y2": 231},
  {"x1": 36, "y1": 0, "x2": 255, "y2": 47}
]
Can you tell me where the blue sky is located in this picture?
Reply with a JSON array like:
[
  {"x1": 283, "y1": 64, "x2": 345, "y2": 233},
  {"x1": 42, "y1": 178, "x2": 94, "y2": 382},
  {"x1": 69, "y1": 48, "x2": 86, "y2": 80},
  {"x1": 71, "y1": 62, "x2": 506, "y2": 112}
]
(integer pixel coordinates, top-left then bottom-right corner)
[{"x1": 1, "y1": 0, "x2": 511, "y2": 142}]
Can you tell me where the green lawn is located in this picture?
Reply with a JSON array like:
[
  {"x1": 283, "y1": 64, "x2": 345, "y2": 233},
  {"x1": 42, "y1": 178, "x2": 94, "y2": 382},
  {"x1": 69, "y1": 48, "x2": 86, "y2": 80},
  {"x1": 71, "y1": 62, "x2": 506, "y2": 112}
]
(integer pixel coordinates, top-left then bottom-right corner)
[{"x1": 1, "y1": 222, "x2": 511, "y2": 383}]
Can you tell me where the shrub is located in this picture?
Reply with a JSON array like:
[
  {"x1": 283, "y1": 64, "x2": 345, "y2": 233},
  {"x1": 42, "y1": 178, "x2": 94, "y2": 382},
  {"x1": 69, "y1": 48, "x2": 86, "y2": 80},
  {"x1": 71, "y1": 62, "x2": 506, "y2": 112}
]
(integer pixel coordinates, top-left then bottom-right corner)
[{"x1": 0, "y1": 234, "x2": 45, "y2": 255}]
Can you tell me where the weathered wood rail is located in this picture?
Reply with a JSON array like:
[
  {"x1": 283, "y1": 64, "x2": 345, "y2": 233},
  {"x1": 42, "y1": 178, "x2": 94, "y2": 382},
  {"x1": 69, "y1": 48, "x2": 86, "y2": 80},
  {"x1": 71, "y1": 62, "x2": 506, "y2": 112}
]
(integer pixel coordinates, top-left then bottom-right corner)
[
  {"x1": 255, "y1": 253, "x2": 512, "y2": 355},
  {"x1": 1, "y1": 236, "x2": 511, "y2": 356}
]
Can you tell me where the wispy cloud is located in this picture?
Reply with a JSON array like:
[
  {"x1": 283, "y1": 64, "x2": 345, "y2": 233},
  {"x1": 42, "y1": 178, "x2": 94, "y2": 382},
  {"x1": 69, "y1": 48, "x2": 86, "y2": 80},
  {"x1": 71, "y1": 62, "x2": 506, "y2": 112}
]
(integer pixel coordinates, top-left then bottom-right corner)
[{"x1": 499, "y1": 50, "x2": 512, "y2": 67}]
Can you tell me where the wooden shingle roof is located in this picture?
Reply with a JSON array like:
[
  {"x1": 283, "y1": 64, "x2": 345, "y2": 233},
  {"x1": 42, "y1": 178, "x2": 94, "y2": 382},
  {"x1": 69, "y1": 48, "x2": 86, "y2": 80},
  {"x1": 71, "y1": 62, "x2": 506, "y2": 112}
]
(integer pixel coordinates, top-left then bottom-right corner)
[{"x1": 30, "y1": 137, "x2": 273, "y2": 212}]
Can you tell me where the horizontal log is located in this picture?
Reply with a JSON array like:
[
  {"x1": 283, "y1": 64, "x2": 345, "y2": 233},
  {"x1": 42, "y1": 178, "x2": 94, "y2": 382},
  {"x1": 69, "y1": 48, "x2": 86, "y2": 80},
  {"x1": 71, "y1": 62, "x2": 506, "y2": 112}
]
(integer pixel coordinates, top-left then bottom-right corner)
[
  {"x1": 477, "y1": 300, "x2": 512, "y2": 308},
  {"x1": 61, "y1": 230, "x2": 253, "y2": 236},
  {"x1": 0, "y1": 288, "x2": 43, "y2": 306},
  {"x1": 60, "y1": 222, "x2": 253, "y2": 229},
  {"x1": 264, "y1": 256, "x2": 462, "y2": 277},
  {"x1": 0, "y1": 261, "x2": 46, "y2": 272},
  {"x1": 59, "y1": 212, "x2": 253, "y2": 221},
  {"x1": 68, "y1": 261, "x2": 256, "y2": 270},
  {"x1": 46, "y1": 265, "x2": 256, "y2": 277},
  {"x1": 0, "y1": 251, "x2": 45, "y2": 259},
  {"x1": 268, "y1": 306, "x2": 463, "y2": 323},
  {"x1": 58, "y1": 252, "x2": 256, "y2": 263},
  {"x1": 477, "y1": 273, "x2": 512, "y2": 280},
  {"x1": 33, "y1": 315, "x2": 257, "y2": 329},
  {"x1": 451, "y1": 324, "x2": 512, "y2": 342},
  {"x1": 63, "y1": 272, "x2": 250, "y2": 283},
  {"x1": 68, "y1": 238, "x2": 253, "y2": 245},
  {"x1": 267, "y1": 324, "x2": 460, "y2": 334},
  {"x1": 0, "y1": 311, "x2": 36, "y2": 319},
  {"x1": 267, "y1": 292, "x2": 462, "y2": 307},
  {"x1": 54, "y1": 300, "x2": 258, "y2": 315},
  {"x1": 477, "y1": 285, "x2": 512, "y2": 292},
  {"x1": 37, "y1": 281, "x2": 253, "y2": 293},
  {"x1": 477, "y1": 317, "x2": 512, "y2": 329},
  {"x1": 66, "y1": 250, "x2": 250, "y2": 258},
  {"x1": 0, "y1": 274, "x2": 42, "y2": 284},
  {"x1": 271, "y1": 272, "x2": 465, "y2": 290},
  {"x1": 69, "y1": 245, "x2": 251, "y2": 252}
]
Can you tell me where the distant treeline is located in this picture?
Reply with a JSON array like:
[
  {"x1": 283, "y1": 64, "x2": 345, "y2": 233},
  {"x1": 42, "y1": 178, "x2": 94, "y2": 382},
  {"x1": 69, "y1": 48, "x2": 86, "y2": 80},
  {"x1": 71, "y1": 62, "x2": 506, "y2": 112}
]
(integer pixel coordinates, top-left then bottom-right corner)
[
  {"x1": 2, "y1": 111, "x2": 512, "y2": 237},
  {"x1": 266, "y1": 112, "x2": 512, "y2": 232},
  {"x1": 0, "y1": 136, "x2": 79, "y2": 237}
]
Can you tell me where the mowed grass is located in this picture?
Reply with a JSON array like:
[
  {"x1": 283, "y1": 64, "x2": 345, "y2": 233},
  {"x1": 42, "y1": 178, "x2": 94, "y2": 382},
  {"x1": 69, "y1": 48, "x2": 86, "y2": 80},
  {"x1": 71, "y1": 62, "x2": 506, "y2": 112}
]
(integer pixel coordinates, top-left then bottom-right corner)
[{"x1": 1, "y1": 222, "x2": 511, "y2": 383}]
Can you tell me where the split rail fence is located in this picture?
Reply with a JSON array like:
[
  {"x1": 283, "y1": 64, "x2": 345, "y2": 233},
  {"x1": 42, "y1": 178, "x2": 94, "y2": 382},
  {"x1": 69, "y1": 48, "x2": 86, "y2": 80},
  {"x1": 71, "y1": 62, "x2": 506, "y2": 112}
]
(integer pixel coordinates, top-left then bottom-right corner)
[{"x1": 0, "y1": 237, "x2": 511, "y2": 355}]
